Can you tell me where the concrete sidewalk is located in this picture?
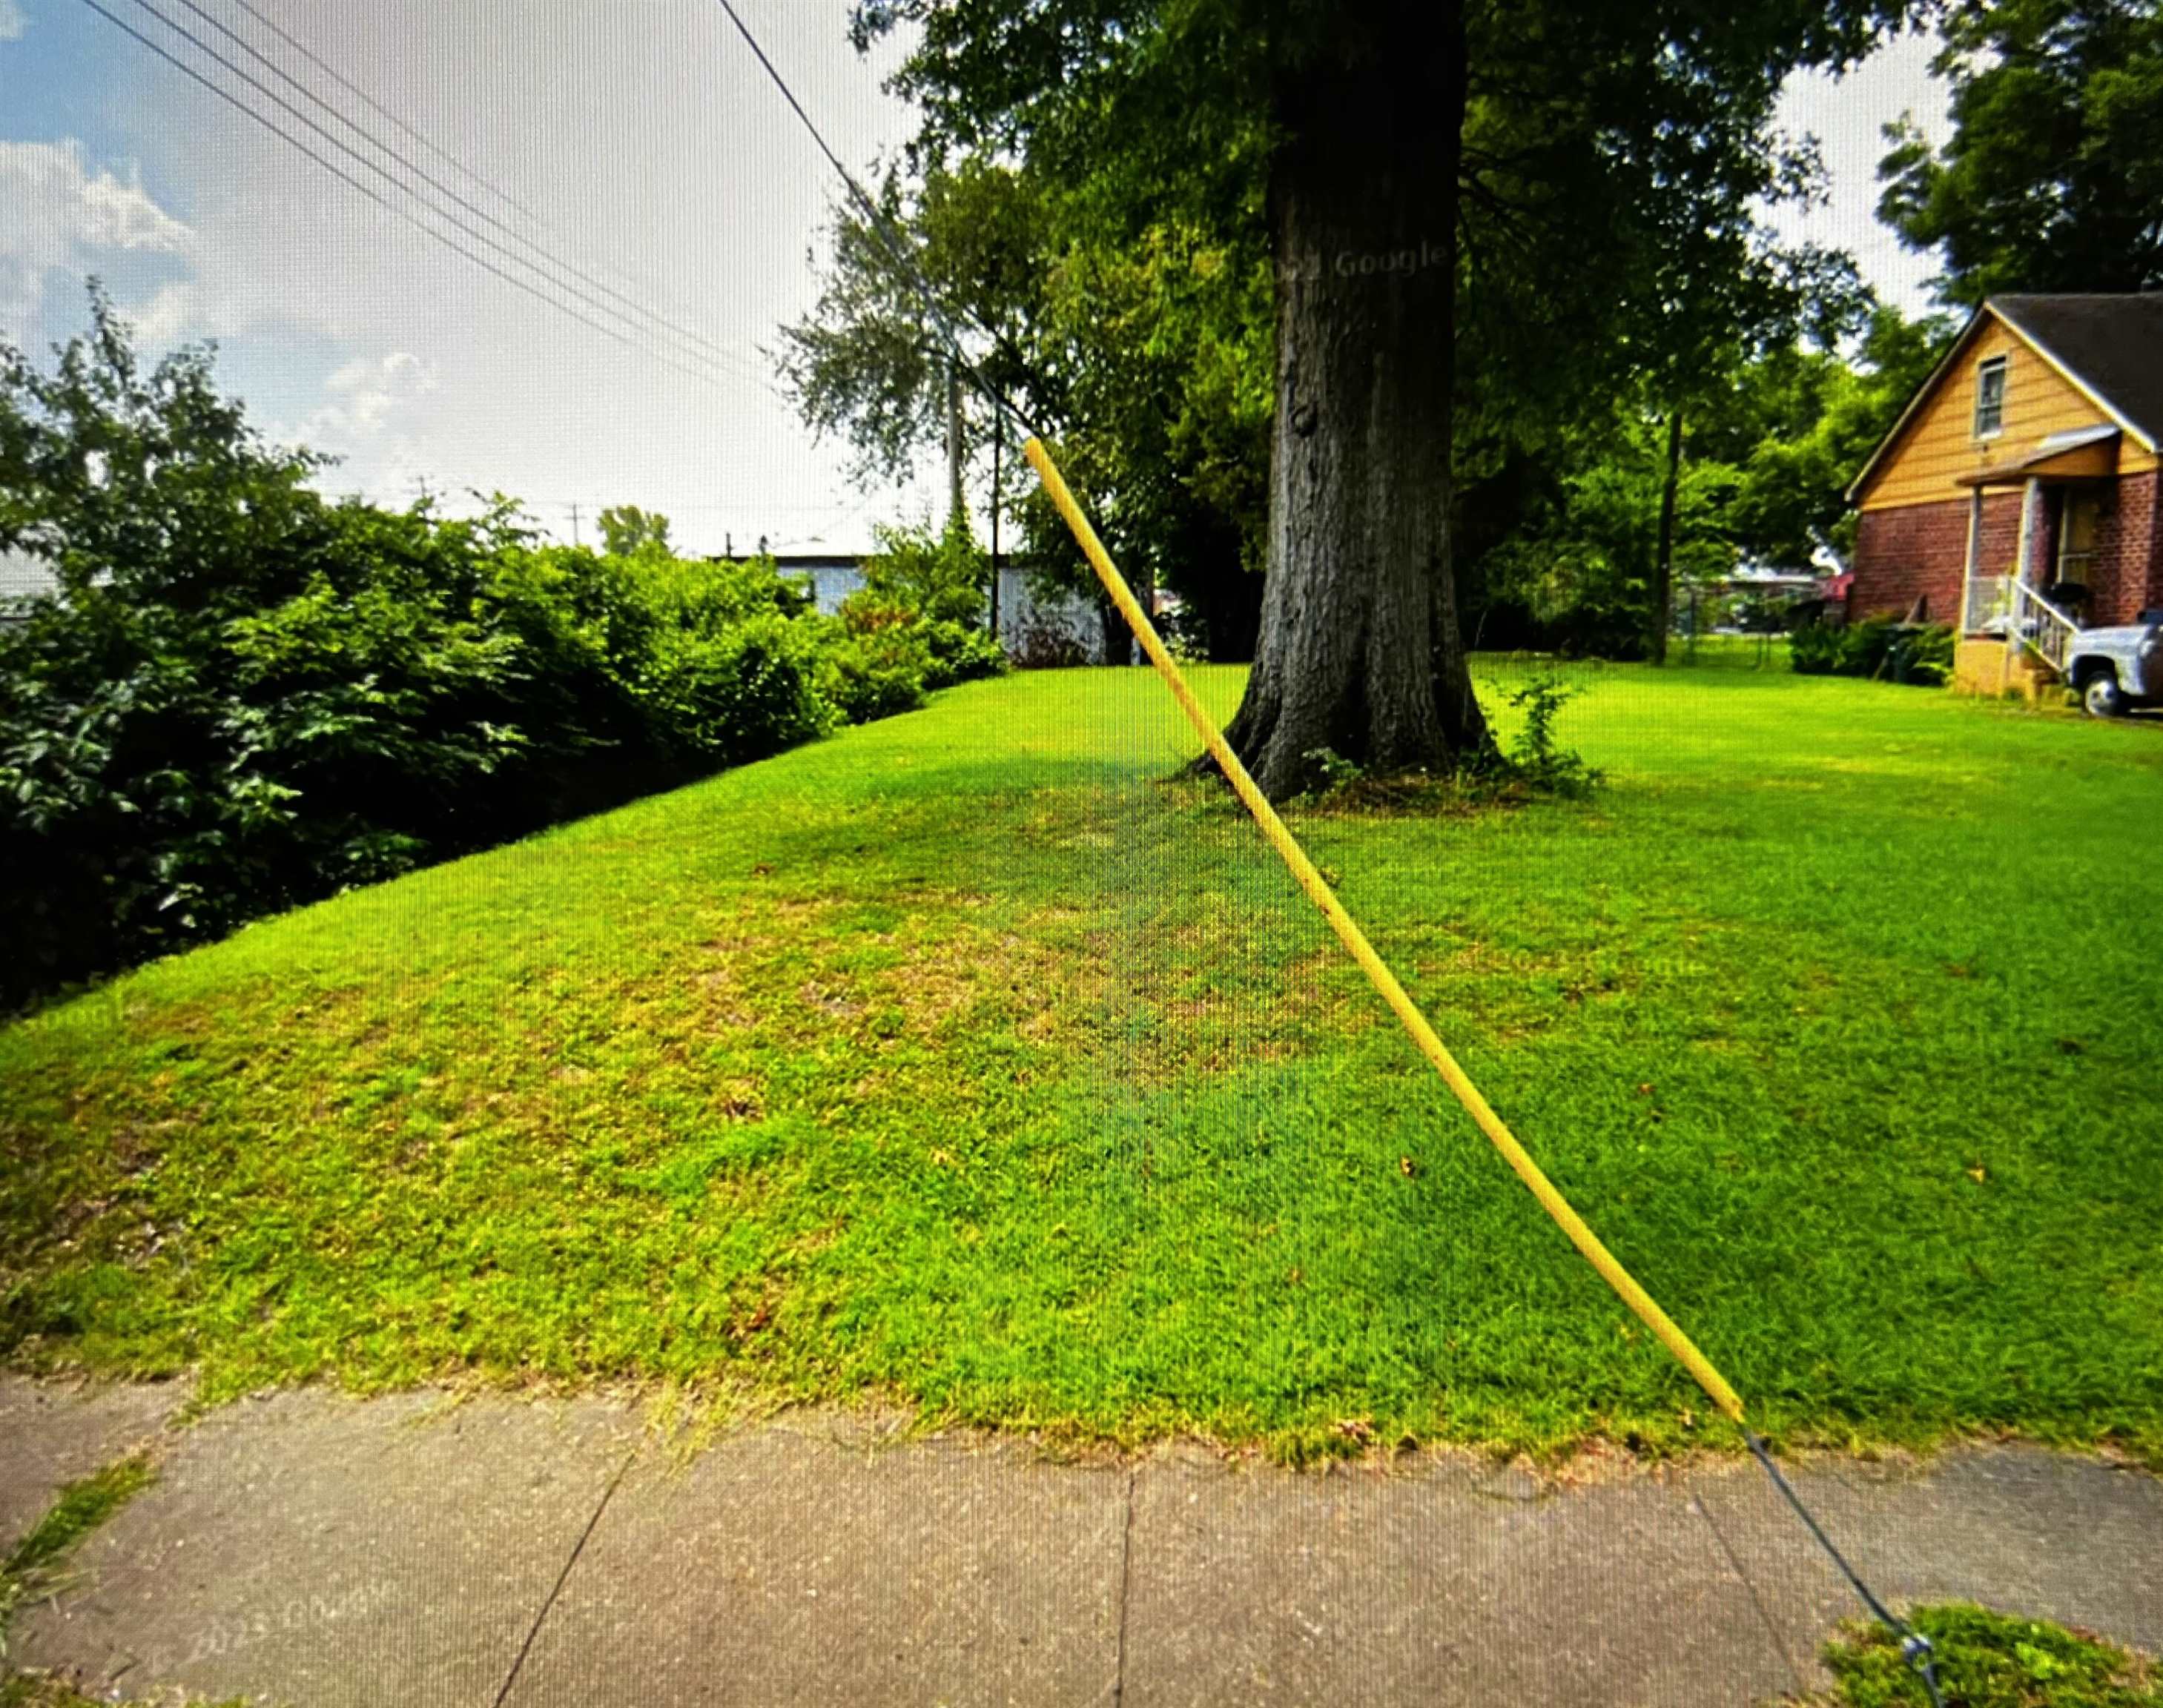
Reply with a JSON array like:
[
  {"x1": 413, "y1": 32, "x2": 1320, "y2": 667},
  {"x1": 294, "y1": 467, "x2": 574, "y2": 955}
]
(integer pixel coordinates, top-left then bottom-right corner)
[{"x1": 4, "y1": 1378, "x2": 2158, "y2": 1707}]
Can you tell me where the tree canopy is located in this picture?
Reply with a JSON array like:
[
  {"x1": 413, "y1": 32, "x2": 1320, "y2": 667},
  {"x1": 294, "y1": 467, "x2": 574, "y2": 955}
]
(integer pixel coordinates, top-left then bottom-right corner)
[
  {"x1": 597, "y1": 503, "x2": 673, "y2": 557},
  {"x1": 1879, "y1": 0, "x2": 2163, "y2": 302},
  {"x1": 790, "y1": 0, "x2": 1924, "y2": 791}
]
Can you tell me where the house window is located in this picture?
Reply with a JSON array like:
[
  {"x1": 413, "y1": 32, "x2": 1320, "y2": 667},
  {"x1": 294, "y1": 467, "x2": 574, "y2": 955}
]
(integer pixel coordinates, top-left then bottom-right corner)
[{"x1": 1973, "y1": 356, "x2": 2007, "y2": 437}]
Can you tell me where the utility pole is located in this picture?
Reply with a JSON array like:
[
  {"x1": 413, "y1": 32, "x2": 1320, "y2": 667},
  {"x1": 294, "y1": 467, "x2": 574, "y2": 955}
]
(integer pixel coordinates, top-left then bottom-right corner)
[
  {"x1": 946, "y1": 361, "x2": 965, "y2": 534},
  {"x1": 569, "y1": 503, "x2": 581, "y2": 549},
  {"x1": 988, "y1": 419, "x2": 1002, "y2": 639}
]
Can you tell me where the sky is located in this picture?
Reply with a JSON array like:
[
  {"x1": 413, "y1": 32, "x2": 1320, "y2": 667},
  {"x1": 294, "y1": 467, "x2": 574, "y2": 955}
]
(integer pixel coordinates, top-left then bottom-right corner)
[
  {"x1": 1, "y1": 2, "x2": 1958, "y2": 558},
  {"x1": 1769, "y1": 29, "x2": 1956, "y2": 318}
]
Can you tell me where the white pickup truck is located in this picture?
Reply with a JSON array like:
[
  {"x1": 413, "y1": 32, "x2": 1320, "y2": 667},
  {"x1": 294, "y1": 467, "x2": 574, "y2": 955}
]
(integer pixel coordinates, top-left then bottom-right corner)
[{"x1": 2065, "y1": 609, "x2": 2163, "y2": 716}]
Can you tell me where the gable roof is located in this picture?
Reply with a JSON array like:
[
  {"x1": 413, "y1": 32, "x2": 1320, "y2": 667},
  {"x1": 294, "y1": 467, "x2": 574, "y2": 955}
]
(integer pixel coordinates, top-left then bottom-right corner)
[
  {"x1": 1845, "y1": 293, "x2": 2163, "y2": 504},
  {"x1": 1991, "y1": 294, "x2": 2163, "y2": 447}
]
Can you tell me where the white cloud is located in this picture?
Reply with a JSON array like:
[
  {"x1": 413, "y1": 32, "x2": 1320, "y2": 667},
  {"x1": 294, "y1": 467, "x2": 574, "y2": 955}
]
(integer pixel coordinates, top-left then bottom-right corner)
[
  {"x1": 273, "y1": 354, "x2": 443, "y2": 508},
  {"x1": 128, "y1": 278, "x2": 194, "y2": 345},
  {"x1": 0, "y1": 139, "x2": 192, "y2": 336},
  {"x1": 0, "y1": 0, "x2": 27, "y2": 43},
  {"x1": 309, "y1": 350, "x2": 440, "y2": 438}
]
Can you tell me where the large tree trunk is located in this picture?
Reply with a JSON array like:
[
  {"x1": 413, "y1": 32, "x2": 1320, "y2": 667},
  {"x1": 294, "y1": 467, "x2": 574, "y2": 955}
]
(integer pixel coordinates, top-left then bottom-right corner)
[
  {"x1": 1218, "y1": 0, "x2": 1488, "y2": 800},
  {"x1": 1650, "y1": 408, "x2": 1683, "y2": 664}
]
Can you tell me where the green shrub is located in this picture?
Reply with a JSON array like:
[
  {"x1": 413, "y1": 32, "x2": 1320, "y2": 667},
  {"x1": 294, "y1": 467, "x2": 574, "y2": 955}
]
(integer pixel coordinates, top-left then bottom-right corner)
[
  {"x1": 1507, "y1": 672, "x2": 1602, "y2": 796},
  {"x1": 616, "y1": 555, "x2": 831, "y2": 765},
  {"x1": 1895, "y1": 622, "x2": 1955, "y2": 684},
  {"x1": 1790, "y1": 616, "x2": 1953, "y2": 686},
  {"x1": 0, "y1": 294, "x2": 839, "y2": 1008},
  {"x1": 0, "y1": 295, "x2": 1023, "y2": 1007},
  {"x1": 1788, "y1": 616, "x2": 1851, "y2": 674},
  {"x1": 1812, "y1": 1603, "x2": 2160, "y2": 1707},
  {"x1": 819, "y1": 518, "x2": 1006, "y2": 719},
  {"x1": 638, "y1": 612, "x2": 834, "y2": 767},
  {"x1": 819, "y1": 623, "x2": 936, "y2": 724}
]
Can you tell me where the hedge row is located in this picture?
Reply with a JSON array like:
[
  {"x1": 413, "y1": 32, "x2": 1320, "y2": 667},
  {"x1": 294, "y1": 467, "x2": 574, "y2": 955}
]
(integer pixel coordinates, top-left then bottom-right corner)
[{"x1": 0, "y1": 296, "x2": 998, "y2": 1009}]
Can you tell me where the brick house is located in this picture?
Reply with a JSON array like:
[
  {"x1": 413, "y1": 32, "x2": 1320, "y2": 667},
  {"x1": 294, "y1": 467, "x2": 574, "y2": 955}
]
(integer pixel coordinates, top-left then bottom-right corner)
[{"x1": 1844, "y1": 294, "x2": 2163, "y2": 695}]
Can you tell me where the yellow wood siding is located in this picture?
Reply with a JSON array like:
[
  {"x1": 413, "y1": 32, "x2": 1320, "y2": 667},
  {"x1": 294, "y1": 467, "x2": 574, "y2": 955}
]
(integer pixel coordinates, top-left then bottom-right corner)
[{"x1": 1857, "y1": 313, "x2": 2158, "y2": 512}]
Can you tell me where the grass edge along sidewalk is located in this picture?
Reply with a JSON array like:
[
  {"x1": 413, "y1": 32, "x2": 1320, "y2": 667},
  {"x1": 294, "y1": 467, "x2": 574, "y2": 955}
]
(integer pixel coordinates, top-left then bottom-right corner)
[
  {"x1": 3, "y1": 1457, "x2": 159, "y2": 1707},
  {"x1": 1, "y1": 660, "x2": 2160, "y2": 1462}
]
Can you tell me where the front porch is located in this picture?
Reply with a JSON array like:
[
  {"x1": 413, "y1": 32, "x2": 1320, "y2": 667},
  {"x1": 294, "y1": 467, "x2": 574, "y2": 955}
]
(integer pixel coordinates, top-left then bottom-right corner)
[
  {"x1": 1951, "y1": 635, "x2": 2061, "y2": 701},
  {"x1": 1952, "y1": 431, "x2": 2117, "y2": 698}
]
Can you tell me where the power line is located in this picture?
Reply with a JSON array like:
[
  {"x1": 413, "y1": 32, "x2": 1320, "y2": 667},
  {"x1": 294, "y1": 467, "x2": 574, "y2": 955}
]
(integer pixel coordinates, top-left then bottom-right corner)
[
  {"x1": 86, "y1": 0, "x2": 761, "y2": 399},
  {"x1": 225, "y1": 0, "x2": 744, "y2": 368},
  {"x1": 226, "y1": 0, "x2": 734, "y2": 353},
  {"x1": 376, "y1": 494, "x2": 883, "y2": 514},
  {"x1": 220, "y1": 0, "x2": 549, "y2": 226},
  {"x1": 707, "y1": 0, "x2": 1046, "y2": 442},
  {"x1": 117, "y1": 0, "x2": 759, "y2": 394},
  {"x1": 166, "y1": 0, "x2": 774, "y2": 393},
  {"x1": 320, "y1": 489, "x2": 894, "y2": 526}
]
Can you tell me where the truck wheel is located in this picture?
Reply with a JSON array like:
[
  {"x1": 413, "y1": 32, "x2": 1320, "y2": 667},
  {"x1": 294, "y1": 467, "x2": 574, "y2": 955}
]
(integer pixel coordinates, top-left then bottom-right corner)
[{"x1": 2081, "y1": 672, "x2": 2126, "y2": 718}]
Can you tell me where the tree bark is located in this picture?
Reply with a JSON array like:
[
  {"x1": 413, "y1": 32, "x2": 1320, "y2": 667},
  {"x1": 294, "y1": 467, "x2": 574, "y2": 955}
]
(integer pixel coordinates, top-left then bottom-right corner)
[
  {"x1": 1651, "y1": 408, "x2": 1682, "y2": 665},
  {"x1": 1099, "y1": 592, "x2": 1128, "y2": 666},
  {"x1": 1218, "y1": 0, "x2": 1488, "y2": 800}
]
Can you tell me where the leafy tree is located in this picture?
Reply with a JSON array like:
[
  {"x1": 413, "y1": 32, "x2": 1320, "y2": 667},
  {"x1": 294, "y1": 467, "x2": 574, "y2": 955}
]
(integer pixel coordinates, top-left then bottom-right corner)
[
  {"x1": 780, "y1": 159, "x2": 1272, "y2": 661},
  {"x1": 1714, "y1": 304, "x2": 1955, "y2": 566},
  {"x1": 819, "y1": 514, "x2": 1005, "y2": 721},
  {"x1": 1632, "y1": 243, "x2": 1873, "y2": 661},
  {"x1": 855, "y1": 512, "x2": 992, "y2": 626},
  {"x1": 1468, "y1": 302, "x2": 1955, "y2": 646},
  {"x1": 596, "y1": 503, "x2": 673, "y2": 557},
  {"x1": 853, "y1": 0, "x2": 1920, "y2": 796},
  {"x1": 1477, "y1": 410, "x2": 1745, "y2": 657},
  {"x1": 1879, "y1": 0, "x2": 2163, "y2": 302}
]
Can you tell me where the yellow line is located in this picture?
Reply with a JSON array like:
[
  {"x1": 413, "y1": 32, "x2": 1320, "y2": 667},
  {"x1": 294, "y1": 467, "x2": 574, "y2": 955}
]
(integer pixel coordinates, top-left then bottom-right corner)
[{"x1": 1023, "y1": 436, "x2": 1746, "y2": 1424}]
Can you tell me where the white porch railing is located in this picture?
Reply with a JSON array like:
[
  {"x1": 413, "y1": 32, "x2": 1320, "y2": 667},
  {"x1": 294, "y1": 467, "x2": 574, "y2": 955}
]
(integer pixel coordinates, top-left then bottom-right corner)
[
  {"x1": 1963, "y1": 575, "x2": 2081, "y2": 676},
  {"x1": 1962, "y1": 573, "x2": 2011, "y2": 634},
  {"x1": 2008, "y1": 579, "x2": 2081, "y2": 675}
]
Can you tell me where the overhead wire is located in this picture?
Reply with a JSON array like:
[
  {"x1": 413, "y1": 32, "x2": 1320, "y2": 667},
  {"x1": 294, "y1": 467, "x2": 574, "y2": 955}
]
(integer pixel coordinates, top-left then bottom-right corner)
[
  {"x1": 119, "y1": 0, "x2": 759, "y2": 393},
  {"x1": 85, "y1": 0, "x2": 767, "y2": 400},
  {"x1": 224, "y1": 0, "x2": 744, "y2": 344},
  {"x1": 164, "y1": 0, "x2": 774, "y2": 392},
  {"x1": 220, "y1": 0, "x2": 551, "y2": 226},
  {"x1": 707, "y1": 0, "x2": 1047, "y2": 443}
]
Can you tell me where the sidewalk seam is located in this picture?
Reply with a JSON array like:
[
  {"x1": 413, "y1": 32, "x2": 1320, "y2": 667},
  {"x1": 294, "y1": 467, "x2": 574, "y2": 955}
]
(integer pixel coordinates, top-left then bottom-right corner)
[
  {"x1": 1112, "y1": 1465, "x2": 1137, "y2": 1708},
  {"x1": 1691, "y1": 1480, "x2": 1809, "y2": 1697},
  {"x1": 490, "y1": 1445, "x2": 638, "y2": 1708}
]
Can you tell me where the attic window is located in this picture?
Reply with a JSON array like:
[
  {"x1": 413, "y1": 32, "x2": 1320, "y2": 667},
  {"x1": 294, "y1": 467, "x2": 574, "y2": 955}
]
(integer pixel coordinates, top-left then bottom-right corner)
[{"x1": 1974, "y1": 356, "x2": 2007, "y2": 438}]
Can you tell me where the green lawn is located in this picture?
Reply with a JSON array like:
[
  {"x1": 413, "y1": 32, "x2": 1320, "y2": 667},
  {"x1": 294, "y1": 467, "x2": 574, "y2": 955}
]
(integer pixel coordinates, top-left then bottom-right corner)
[
  {"x1": 1809, "y1": 1606, "x2": 2161, "y2": 1707},
  {"x1": 3, "y1": 654, "x2": 2160, "y2": 1460}
]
